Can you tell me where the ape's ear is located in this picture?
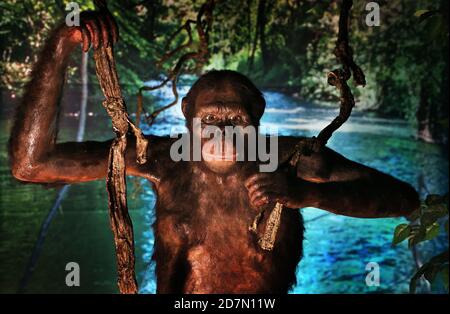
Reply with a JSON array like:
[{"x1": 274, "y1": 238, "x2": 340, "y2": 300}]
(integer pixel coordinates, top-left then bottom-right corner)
[{"x1": 181, "y1": 97, "x2": 189, "y2": 118}]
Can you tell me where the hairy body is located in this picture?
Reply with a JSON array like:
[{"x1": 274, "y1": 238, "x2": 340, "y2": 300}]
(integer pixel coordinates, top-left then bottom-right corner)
[{"x1": 9, "y1": 11, "x2": 420, "y2": 293}]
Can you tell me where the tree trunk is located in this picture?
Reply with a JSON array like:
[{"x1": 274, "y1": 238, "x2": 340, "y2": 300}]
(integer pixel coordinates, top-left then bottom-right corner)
[
  {"x1": 77, "y1": 51, "x2": 88, "y2": 142},
  {"x1": 248, "y1": 0, "x2": 266, "y2": 71},
  {"x1": 437, "y1": 55, "x2": 449, "y2": 145},
  {"x1": 246, "y1": 0, "x2": 253, "y2": 57},
  {"x1": 416, "y1": 79, "x2": 434, "y2": 143},
  {"x1": 417, "y1": 0, "x2": 449, "y2": 145},
  {"x1": 259, "y1": 0, "x2": 269, "y2": 72}
]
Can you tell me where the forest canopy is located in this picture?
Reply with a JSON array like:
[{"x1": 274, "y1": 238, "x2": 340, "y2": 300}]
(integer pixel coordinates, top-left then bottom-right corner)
[{"x1": 0, "y1": 0, "x2": 448, "y2": 144}]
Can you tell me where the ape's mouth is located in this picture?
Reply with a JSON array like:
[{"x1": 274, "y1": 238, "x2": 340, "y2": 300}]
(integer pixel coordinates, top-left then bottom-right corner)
[{"x1": 202, "y1": 151, "x2": 238, "y2": 162}]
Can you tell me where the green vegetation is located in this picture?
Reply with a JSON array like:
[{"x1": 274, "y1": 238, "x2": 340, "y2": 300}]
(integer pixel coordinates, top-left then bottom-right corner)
[
  {"x1": 0, "y1": 0, "x2": 448, "y2": 143},
  {"x1": 393, "y1": 194, "x2": 449, "y2": 293}
]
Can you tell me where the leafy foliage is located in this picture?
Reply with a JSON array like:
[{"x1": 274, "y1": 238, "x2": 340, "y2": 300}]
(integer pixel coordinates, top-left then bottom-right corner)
[
  {"x1": 392, "y1": 194, "x2": 449, "y2": 293},
  {"x1": 0, "y1": 0, "x2": 448, "y2": 142}
]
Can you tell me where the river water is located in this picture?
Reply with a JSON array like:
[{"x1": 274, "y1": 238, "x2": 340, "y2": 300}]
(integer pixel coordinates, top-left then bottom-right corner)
[{"x1": 0, "y1": 85, "x2": 448, "y2": 293}]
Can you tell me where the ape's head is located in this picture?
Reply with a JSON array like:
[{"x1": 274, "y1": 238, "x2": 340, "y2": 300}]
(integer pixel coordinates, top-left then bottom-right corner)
[{"x1": 182, "y1": 70, "x2": 266, "y2": 174}]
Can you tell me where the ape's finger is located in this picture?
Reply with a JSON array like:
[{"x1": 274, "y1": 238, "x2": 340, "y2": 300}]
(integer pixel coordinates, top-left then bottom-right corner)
[
  {"x1": 247, "y1": 180, "x2": 272, "y2": 195},
  {"x1": 245, "y1": 173, "x2": 270, "y2": 189},
  {"x1": 266, "y1": 192, "x2": 289, "y2": 206},
  {"x1": 105, "y1": 11, "x2": 119, "y2": 43},
  {"x1": 84, "y1": 23, "x2": 95, "y2": 49},
  {"x1": 97, "y1": 15, "x2": 110, "y2": 47},
  {"x1": 244, "y1": 175, "x2": 257, "y2": 189},
  {"x1": 250, "y1": 189, "x2": 267, "y2": 205},
  {"x1": 84, "y1": 20, "x2": 99, "y2": 50},
  {"x1": 91, "y1": 15, "x2": 103, "y2": 49},
  {"x1": 251, "y1": 194, "x2": 269, "y2": 208},
  {"x1": 249, "y1": 188, "x2": 263, "y2": 201},
  {"x1": 80, "y1": 25, "x2": 91, "y2": 52}
]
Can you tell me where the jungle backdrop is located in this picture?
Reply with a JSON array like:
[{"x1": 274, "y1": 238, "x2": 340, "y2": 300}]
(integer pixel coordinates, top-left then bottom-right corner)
[{"x1": 0, "y1": 0, "x2": 448, "y2": 294}]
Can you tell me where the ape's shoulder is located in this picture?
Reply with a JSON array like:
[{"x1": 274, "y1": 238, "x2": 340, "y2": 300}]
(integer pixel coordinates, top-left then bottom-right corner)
[
  {"x1": 144, "y1": 135, "x2": 179, "y2": 162},
  {"x1": 139, "y1": 135, "x2": 178, "y2": 181},
  {"x1": 277, "y1": 136, "x2": 308, "y2": 163},
  {"x1": 145, "y1": 134, "x2": 177, "y2": 150},
  {"x1": 277, "y1": 135, "x2": 343, "y2": 159},
  {"x1": 277, "y1": 136, "x2": 342, "y2": 181}
]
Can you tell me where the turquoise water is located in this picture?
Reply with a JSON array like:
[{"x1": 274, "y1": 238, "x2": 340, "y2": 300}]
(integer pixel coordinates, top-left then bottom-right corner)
[{"x1": 0, "y1": 86, "x2": 448, "y2": 293}]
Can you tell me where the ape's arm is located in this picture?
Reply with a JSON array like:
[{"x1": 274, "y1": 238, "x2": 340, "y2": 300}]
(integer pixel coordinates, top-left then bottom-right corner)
[
  {"x1": 9, "y1": 18, "x2": 157, "y2": 184},
  {"x1": 291, "y1": 147, "x2": 420, "y2": 217},
  {"x1": 246, "y1": 139, "x2": 420, "y2": 218}
]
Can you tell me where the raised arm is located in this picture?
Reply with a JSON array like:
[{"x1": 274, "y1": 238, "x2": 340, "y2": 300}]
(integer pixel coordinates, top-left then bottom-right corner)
[
  {"x1": 9, "y1": 10, "x2": 156, "y2": 184},
  {"x1": 245, "y1": 138, "x2": 420, "y2": 218}
]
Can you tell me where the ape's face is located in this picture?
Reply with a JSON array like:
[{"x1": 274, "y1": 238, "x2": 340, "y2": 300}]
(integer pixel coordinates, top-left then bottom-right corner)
[{"x1": 187, "y1": 85, "x2": 256, "y2": 174}]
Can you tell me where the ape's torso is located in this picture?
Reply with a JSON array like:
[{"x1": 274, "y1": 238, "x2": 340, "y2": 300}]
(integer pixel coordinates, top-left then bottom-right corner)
[{"x1": 148, "y1": 138, "x2": 304, "y2": 293}]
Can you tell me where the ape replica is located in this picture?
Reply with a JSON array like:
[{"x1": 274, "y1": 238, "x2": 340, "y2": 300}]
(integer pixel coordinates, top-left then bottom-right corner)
[{"x1": 9, "y1": 7, "x2": 419, "y2": 293}]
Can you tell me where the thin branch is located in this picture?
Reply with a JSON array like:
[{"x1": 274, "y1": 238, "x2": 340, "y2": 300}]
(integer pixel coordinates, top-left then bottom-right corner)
[
  {"x1": 256, "y1": 0, "x2": 366, "y2": 251},
  {"x1": 92, "y1": 0, "x2": 148, "y2": 294},
  {"x1": 289, "y1": 0, "x2": 366, "y2": 165},
  {"x1": 136, "y1": 0, "x2": 215, "y2": 126}
]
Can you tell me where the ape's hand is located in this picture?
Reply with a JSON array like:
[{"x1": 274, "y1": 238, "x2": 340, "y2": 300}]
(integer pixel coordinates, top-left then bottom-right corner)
[
  {"x1": 245, "y1": 171, "x2": 305, "y2": 209},
  {"x1": 59, "y1": 9, "x2": 119, "y2": 52}
]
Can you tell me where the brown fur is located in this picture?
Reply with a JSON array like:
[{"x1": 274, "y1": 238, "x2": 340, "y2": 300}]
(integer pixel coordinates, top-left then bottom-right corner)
[{"x1": 153, "y1": 159, "x2": 303, "y2": 293}]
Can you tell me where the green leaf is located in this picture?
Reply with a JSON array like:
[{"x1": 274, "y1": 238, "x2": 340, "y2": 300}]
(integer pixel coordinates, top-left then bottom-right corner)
[
  {"x1": 441, "y1": 267, "x2": 449, "y2": 292},
  {"x1": 429, "y1": 251, "x2": 449, "y2": 265},
  {"x1": 392, "y1": 223, "x2": 411, "y2": 246},
  {"x1": 409, "y1": 251, "x2": 448, "y2": 293},
  {"x1": 421, "y1": 201, "x2": 448, "y2": 226},
  {"x1": 424, "y1": 223, "x2": 440, "y2": 241},
  {"x1": 430, "y1": 204, "x2": 448, "y2": 217},
  {"x1": 425, "y1": 194, "x2": 445, "y2": 206},
  {"x1": 420, "y1": 211, "x2": 438, "y2": 227},
  {"x1": 306, "y1": 7, "x2": 317, "y2": 15},
  {"x1": 423, "y1": 263, "x2": 441, "y2": 283},
  {"x1": 414, "y1": 10, "x2": 430, "y2": 17}
]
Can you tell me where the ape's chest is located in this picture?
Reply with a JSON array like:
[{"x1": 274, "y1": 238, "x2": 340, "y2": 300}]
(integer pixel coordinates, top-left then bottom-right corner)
[
  {"x1": 157, "y1": 177, "x2": 256, "y2": 242},
  {"x1": 158, "y1": 168, "x2": 254, "y2": 220},
  {"x1": 153, "y1": 170, "x2": 304, "y2": 293}
]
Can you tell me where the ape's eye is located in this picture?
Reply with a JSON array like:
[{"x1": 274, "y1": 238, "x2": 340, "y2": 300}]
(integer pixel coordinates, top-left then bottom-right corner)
[
  {"x1": 202, "y1": 114, "x2": 219, "y2": 124},
  {"x1": 230, "y1": 115, "x2": 244, "y2": 125}
]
